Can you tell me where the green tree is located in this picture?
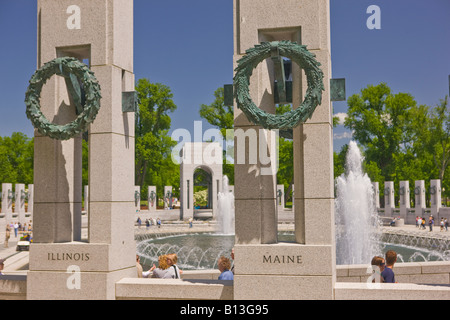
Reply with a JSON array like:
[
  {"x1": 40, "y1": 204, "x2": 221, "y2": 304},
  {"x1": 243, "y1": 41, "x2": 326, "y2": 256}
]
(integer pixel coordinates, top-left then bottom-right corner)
[
  {"x1": 199, "y1": 87, "x2": 234, "y2": 138},
  {"x1": 414, "y1": 97, "x2": 450, "y2": 181},
  {"x1": 0, "y1": 132, "x2": 34, "y2": 184},
  {"x1": 344, "y1": 83, "x2": 417, "y2": 182},
  {"x1": 406, "y1": 96, "x2": 450, "y2": 199},
  {"x1": 135, "y1": 78, "x2": 178, "y2": 197},
  {"x1": 199, "y1": 87, "x2": 235, "y2": 184}
]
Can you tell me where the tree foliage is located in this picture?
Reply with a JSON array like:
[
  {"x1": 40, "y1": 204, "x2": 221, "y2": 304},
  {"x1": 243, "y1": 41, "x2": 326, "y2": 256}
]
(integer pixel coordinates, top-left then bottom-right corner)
[
  {"x1": 345, "y1": 83, "x2": 416, "y2": 180},
  {"x1": 198, "y1": 87, "x2": 235, "y2": 184},
  {"x1": 0, "y1": 132, "x2": 34, "y2": 185},
  {"x1": 199, "y1": 87, "x2": 234, "y2": 138},
  {"x1": 135, "y1": 78, "x2": 179, "y2": 198},
  {"x1": 343, "y1": 82, "x2": 450, "y2": 199}
]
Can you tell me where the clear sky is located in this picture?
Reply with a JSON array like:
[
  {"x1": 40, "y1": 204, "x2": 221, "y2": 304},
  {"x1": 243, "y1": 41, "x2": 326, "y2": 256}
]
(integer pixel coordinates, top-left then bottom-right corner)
[{"x1": 0, "y1": 0, "x2": 449, "y2": 152}]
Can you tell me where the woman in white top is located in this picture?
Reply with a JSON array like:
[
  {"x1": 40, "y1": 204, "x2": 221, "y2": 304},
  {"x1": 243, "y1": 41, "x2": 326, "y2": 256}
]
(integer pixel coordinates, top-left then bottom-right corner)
[{"x1": 163, "y1": 253, "x2": 181, "y2": 279}]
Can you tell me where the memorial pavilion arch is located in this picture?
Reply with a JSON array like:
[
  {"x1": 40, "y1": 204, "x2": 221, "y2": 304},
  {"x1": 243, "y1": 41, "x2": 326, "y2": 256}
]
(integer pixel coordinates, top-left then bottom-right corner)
[{"x1": 179, "y1": 142, "x2": 223, "y2": 221}]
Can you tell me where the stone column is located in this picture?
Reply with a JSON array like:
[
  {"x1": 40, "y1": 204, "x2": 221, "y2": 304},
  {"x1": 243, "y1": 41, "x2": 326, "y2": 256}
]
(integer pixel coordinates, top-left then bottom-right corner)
[
  {"x1": 233, "y1": 0, "x2": 335, "y2": 300},
  {"x1": 415, "y1": 180, "x2": 426, "y2": 217},
  {"x1": 27, "y1": 0, "x2": 136, "y2": 300},
  {"x1": 134, "y1": 186, "x2": 141, "y2": 213},
  {"x1": 28, "y1": 184, "x2": 34, "y2": 215},
  {"x1": 372, "y1": 182, "x2": 380, "y2": 210},
  {"x1": 384, "y1": 181, "x2": 395, "y2": 217},
  {"x1": 277, "y1": 184, "x2": 285, "y2": 210},
  {"x1": 83, "y1": 185, "x2": 88, "y2": 215},
  {"x1": 399, "y1": 181, "x2": 411, "y2": 223},
  {"x1": 148, "y1": 186, "x2": 157, "y2": 213},
  {"x1": 14, "y1": 184, "x2": 26, "y2": 225},
  {"x1": 1, "y1": 183, "x2": 13, "y2": 222},
  {"x1": 430, "y1": 179, "x2": 442, "y2": 218},
  {"x1": 164, "y1": 186, "x2": 173, "y2": 209}
]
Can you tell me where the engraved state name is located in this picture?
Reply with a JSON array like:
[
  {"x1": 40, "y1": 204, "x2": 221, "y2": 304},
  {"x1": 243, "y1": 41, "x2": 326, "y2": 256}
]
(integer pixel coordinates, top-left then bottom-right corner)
[
  {"x1": 47, "y1": 252, "x2": 90, "y2": 262},
  {"x1": 262, "y1": 255, "x2": 303, "y2": 264}
]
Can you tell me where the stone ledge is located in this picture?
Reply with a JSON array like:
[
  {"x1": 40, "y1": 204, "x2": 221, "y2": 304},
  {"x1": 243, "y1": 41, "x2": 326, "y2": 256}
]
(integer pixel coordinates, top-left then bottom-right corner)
[
  {"x1": 335, "y1": 282, "x2": 450, "y2": 300},
  {"x1": 115, "y1": 278, "x2": 233, "y2": 300},
  {"x1": 337, "y1": 261, "x2": 450, "y2": 285},
  {"x1": 0, "y1": 275, "x2": 27, "y2": 300}
]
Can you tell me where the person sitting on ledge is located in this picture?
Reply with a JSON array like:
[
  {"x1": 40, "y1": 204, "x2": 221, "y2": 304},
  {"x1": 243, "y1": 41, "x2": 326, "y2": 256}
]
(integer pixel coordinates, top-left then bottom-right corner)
[
  {"x1": 218, "y1": 256, "x2": 234, "y2": 280},
  {"x1": 381, "y1": 250, "x2": 397, "y2": 283},
  {"x1": 370, "y1": 256, "x2": 385, "y2": 283},
  {"x1": 149, "y1": 254, "x2": 169, "y2": 278}
]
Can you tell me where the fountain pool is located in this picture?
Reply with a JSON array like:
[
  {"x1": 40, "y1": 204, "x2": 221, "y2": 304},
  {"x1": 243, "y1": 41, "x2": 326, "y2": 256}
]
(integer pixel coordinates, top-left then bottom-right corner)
[{"x1": 136, "y1": 232, "x2": 450, "y2": 271}]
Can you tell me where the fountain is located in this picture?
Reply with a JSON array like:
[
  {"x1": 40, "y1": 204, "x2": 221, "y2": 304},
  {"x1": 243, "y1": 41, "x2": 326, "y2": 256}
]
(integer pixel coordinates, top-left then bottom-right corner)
[
  {"x1": 136, "y1": 233, "x2": 235, "y2": 270},
  {"x1": 335, "y1": 141, "x2": 382, "y2": 265},
  {"x1": 217, "y1": 175, "x2": 235, "y2": 235}
]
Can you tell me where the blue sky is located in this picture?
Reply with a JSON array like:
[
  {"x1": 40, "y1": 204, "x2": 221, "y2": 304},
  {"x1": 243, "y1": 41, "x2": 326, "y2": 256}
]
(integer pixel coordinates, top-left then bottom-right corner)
[{"x1": 0, "y1": 0, "x2": 449, "y2": 152}]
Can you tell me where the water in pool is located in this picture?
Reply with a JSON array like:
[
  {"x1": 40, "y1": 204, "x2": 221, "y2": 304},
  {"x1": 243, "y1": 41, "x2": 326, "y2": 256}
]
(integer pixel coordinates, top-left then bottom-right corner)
[{"x1": 136, "y1": 232, "x2": 449, "y2": 270}]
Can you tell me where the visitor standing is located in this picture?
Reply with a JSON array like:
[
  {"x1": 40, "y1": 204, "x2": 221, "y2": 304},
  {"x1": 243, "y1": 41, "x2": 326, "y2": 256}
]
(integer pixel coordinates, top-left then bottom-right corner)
[
  {"x1": 14, "y1": 222, "x2": 19, "y2": 238},
  {"x1": 429, "y1": 216, "x2": 434, "y2": 232},
  {"x1": 136, "y1": 255, "x2": 143, "y2": 278},
  {"x1": 4, "y1": 225, "x2": 10, "y2": 248},
  {"x1": 445, "y1": 218, "x2": 449, "y2": 232},
  {"x1": 440, "y1": 218, "x2": 445, "y2": 232},
  {"x1": 381, "y1": 250, "x2": 397, "y2": 283}
]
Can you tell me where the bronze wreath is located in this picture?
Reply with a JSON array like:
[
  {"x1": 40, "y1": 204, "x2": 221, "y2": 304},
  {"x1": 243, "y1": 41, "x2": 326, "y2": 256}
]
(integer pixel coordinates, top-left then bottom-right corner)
[
  {"x1": 25, "y1": 57, "x2": 101, "y2": 140},
  {"x1": 233, "y1": 41, "x2": 324, "y2": 129}
]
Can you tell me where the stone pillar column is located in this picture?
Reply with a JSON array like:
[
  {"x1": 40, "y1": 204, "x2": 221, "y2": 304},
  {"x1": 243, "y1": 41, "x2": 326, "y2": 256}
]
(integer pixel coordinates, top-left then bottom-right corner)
[
  {"x1": 1, "y1": 183, "x2": 13, "y2": 222},
  {"x1": 372, "y1": 182, "x2": 380, "y2": 210},
  {"x1": 384, "y1": 181, "x2": 395, "y2": 217},
  {"x1": 430, "y1": 179, "x2": 442, "y2": 219},
  {"x1": 164, "y1": 186, "x2": 173, "y2": 209},
  {"x1": 399, "y1": 181, "x2": 410, "y2": 223},
  {"x1": 28, "y1": 184, "x2": 34, "y2": 215},
  {"x1": 415, "y1": 180, "x2": 426, "y2": 217},
  {"x1": 233, "y1": 0, "x2": 335, "y2": 300},
  {"x1": 148, "y1": 186, "x2": 157, "y2": 213},
  {"x1": 277, "y1": 184, "x2": 285, "y2": 210},
  {"x1": 14, "y1": 184, "x2": 26, "y2": 225},
  {"x1": 28, "y1": 0, "x2": 136, "y2": 300},
  {"x1": 134, "y1": 186, "x2": 141, "y2": 213},
  {"x1": 83, "y1": 185, "x2": 88, "y2": 215}
]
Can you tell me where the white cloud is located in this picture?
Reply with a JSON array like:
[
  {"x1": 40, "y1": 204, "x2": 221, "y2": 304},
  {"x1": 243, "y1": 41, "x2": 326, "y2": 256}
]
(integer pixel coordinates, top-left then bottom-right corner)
[
  {"x1": 333, "y1": 131, "x2": 353, "y2": 140},
  {"x1": 334, "y1": 113, "x2": 347, "y2": 125}
]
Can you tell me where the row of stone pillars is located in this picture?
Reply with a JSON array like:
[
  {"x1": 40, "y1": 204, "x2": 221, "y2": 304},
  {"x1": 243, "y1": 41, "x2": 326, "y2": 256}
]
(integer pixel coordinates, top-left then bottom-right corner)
[{"x1": 374, "y1": 179, "x2": 444, "y2": 223}]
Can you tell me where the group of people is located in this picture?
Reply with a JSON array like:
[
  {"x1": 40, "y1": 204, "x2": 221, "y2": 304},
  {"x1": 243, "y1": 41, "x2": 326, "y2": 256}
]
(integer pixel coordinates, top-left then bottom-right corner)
[
  {"x1": 136, "y1": 217, "x2": 162, "y2": 229},
  {"x1": 136, "y1": 248, "x2": 235, "y2": 281},
  {"x1": 416, "y1": 216, "x2": 448, "y2": 232},
  {"x1": 371, "y1": 250, "x2": 398, "y2": 283},
  {"x1": 137, "y1": 253, "x2": 182, "y2": 279},
  {"x1": 4, "y1": 221, "x2": 33, "y2": 248}
]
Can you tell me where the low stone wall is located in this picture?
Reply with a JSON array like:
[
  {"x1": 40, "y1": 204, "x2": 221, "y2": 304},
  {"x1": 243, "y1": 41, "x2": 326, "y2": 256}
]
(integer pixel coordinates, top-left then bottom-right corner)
[
  {"x1": 0, "y1": 275, "x2": 27, "y2": 300},
  {"x1": 115, "y1": 278, "x2": 233, "y2": 300},
  {"x1": 337, "y1": 261, "x2": 450, "y2": 284},
  {"x1": 335, "y1": 282, "x2": 450, "y2": 300}
]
